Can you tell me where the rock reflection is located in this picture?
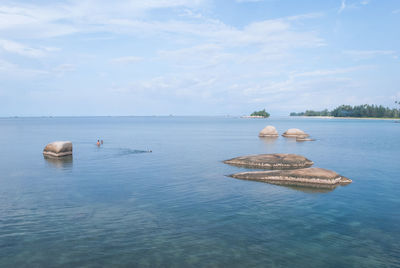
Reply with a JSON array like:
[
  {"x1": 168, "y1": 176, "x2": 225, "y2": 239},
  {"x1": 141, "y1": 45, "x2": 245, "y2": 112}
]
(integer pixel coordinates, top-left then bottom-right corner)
[
  {"x1": 44, "y1": 155, "x2": 73, "y2": 169},
  {"x1": 281, "y1": 185, "x2": 336, "y2": 193},
  {"x1": 268, "y1": 181, "x2": 337, "y2": 193},
  {"x1": 283, "y1": 137, "x2": 298, "y2": 143},
  {"x1": 230, "y1": 175, "x2": 340, "y2": 193},
  {"x1": 259, "y1": 136, "x2": 278, "y2": 145}
]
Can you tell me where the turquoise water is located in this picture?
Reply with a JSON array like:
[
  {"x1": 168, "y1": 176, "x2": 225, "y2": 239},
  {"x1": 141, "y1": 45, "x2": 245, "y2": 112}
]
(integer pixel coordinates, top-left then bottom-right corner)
[{"x1": 0, "y1": 116, "x2": 399, "y2": 267}]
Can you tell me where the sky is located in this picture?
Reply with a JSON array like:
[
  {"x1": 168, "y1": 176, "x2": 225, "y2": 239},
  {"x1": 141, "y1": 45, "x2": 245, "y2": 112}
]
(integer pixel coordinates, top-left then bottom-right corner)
[{"x1": 0, "y1": 0, "x2": 399, "y2": 116}]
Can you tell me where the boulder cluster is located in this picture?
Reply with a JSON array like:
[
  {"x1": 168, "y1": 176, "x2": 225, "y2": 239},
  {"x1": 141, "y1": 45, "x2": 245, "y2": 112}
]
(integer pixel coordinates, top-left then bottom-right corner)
[
  {"x1": 224, "y1": 153, "x2": 351, "y2": 190},
  {"x1": 259, "y1": 126, "x2": 313, "y2": 141}
]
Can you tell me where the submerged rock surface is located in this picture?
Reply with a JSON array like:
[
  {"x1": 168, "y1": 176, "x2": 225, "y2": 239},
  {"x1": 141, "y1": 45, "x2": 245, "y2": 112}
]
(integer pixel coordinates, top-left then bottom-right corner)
[
  {"x1": 230, "y1": 167, "x2": 352, "y2": 186},
  {"x1": 224, "y1": 153, "x2": 314, "y2": 169},
  {"x1": 259, "y1": 125, "x2": 279, "y2": 137},
  {"x1": 282, "y1": 128, "x2": 309, "y2": 138},
  {"x1": 43, "y1": 141, "x2": 73, "y2": 157},
  {"x1": 296, "y1": 137, "x2": 315, "y2": 142}
]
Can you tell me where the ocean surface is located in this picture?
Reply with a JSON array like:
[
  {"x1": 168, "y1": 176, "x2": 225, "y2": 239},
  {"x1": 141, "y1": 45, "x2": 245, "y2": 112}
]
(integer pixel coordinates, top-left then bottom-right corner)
[{"x1": 0, "y1": 116, "x2": 399, "y2": 267}]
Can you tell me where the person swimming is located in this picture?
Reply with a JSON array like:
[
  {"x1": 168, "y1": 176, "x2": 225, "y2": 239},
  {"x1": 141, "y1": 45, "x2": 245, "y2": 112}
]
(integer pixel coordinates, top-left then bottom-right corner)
[
  {"x1": 101, "y1": 140, "x2": 103, "y2": 145},
  {"x1": 97, "y1": 140, "x2": 100, "y2": 146}
]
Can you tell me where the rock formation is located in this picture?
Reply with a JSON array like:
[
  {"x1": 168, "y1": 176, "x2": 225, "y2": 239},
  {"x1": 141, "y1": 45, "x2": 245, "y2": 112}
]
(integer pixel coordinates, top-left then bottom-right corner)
[
  {"x1": 230, "y1": 168, "x2": 352, "y2": 186},
  {"x1": 43, "y1": 141, "x2": 73, "y2": 157},
  {"x1": 259, "y1": 125, "x2": 279, "y2": 137},
  {"x1": 296, "y1": 137, "x2": 315, "y2": 142},
  {"x1": 223, "y1": 152, "x2": 352, "y2": 189},
  {"x1": 282, "y1": 128, "x2": 309, "y2": 138},
  {"x1": 224, "y1": 153, "x2": 314, "y2": 169}
]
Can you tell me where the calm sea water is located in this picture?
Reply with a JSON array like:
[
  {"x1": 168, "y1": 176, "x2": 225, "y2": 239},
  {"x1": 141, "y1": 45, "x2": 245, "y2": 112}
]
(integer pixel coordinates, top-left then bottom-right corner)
[{"x1": 0, "y1": 116, "x2": 399, "y2": 267}]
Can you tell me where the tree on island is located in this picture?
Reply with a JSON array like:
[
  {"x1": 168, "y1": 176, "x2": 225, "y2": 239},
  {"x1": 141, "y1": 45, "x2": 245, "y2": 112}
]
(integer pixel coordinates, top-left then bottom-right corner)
[
  {"x1": 251, "y1": 109, "x2": 270, "y2": 118},
  {"x1": 290, "y1": 103, "x2": 400, "y2": 118}
]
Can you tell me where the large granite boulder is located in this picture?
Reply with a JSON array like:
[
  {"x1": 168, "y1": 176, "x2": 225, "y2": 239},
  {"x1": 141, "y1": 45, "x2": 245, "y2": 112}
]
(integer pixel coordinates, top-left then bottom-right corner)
[
  {"x1": 224, "y1": 153, "x2": 313, "y2": 169},
  {"x1": 230, "y1": 167, "x2": 352, "y2": 186},
  {"x1": 43, "y1": 141, "x2": 73, "y2": 157},
  {"x1": 259, "y1": 125, "x2": 279, "y2": 137},
  {"x1": 282, "y1": 128, "x2": 309, "y2": 138}
]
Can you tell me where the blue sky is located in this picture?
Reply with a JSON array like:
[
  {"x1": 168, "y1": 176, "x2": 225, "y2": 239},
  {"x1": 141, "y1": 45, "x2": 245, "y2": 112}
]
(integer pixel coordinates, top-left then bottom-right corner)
[{"x1": 0, "y1": 0, "x2": 399, "y2": 116}]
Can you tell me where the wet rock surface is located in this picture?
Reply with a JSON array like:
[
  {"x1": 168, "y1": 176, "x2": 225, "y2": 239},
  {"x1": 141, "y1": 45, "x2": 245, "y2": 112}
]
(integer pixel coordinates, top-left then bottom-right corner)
[
  {"x1": 43, "y1": 141, "x2": 73, "y2": 157},
  {"x1": 296, "y1": 137, "x2": 315, "y2": 142},
  {"x1": 258, "y1": 125, "x2": 279, "y2": 137},
  {"x1": 230, "y1": 167, "x2": 352, "y2": 186},
  {"x1": 282, "y1": 128, "x2": 309, "y2": 138},
  {"x1": 224, "y1": 153, "x2": 314, "y2": 169}
]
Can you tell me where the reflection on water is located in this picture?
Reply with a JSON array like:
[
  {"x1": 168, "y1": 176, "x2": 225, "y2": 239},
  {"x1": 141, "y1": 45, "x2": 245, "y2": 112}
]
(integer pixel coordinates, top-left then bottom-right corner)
[
  {"x1": 259, "y1": 136, "x2": 278, "y2": 145},
  {"x1": 116, "y1": 148, "x2": 150, "y2": 156},
  {"x1": 44, "y1": 155, "x2": 73, "y2": 169},
  {"x1": 230, "y1": 176, "x2": 339, "y2": 193},
  {"x1": 283, "y1": 137, "x2": 298, "y2": 143},
  {"x1": 271, "y1": 181, "x2": 338, "y2": 193}
]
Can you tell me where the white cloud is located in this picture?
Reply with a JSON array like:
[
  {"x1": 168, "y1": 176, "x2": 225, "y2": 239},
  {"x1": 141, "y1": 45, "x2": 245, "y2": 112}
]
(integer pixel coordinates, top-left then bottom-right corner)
[
  {"x1": 393, "y1": 9, "x2": 400, "y2": 14},
  {"x1": 0, "y1": 59, "x2": 48, "y2": 77},
  {"x1": 110, "y1": 56, "x2": 143, "y2": 64},
  {"x1": 0, "y1": 1, "x2": 325, "y2": 97},
  {"x1": 54, "y1": 63, "x2": 76, "y2": 73},
  {"x1": 0, "y1": 39, "x2": 47, "y2": 58},
  {"x1": 103, "y1": 63, "x2": 367, "y2": 114},
  {"x1": 108, "y1": 72, "x2": 222, "y2": 102},
  {"x1": 0, "y1": 0, "x2": 207, "y2": 38},
  {"x1": 158, "y1": 44, "x2": 232, "y2": 69},
  {"x1": 338, "y1": 0, "x2": 346, "y2": 13},
  {"x1": 291, "y1": 66, "x2": 369, "y2": 78},
  {"x1": 338, "y1": 0, "x2": 372, "y2": 13},
  {"x1": 343, "y1": 50, "x2": 397, "y2": 59},
  {"x1": 0, "y1": 58, "x2": 74, "y2": 78},
  {"x1": 286, "y1": 12, "x2": 324, "y2": 21},
  {"x1": 0, "y1": 1, "x2": 323, "y2": 49}
]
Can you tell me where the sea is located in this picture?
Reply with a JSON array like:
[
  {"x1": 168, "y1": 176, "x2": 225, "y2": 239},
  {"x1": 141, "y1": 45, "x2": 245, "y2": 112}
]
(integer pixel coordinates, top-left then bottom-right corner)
[{"x1": 0, "y1": 116, "x2": 399, "y2": 267}]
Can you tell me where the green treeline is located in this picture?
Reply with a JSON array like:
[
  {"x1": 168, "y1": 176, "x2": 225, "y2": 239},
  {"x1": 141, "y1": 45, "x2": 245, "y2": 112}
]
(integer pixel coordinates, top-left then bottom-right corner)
[
  {"x1": 290, "y1": 104, "x2": 400, "y2": 118},
  {"x1": 251, "y1": 109, "x2": 270, "y2": 117}
]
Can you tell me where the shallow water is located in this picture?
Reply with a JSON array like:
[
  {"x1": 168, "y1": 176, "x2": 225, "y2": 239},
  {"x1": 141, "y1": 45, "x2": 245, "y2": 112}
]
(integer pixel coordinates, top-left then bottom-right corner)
[{"x1": 0, "y1": 116, "x2": 399, "y2": 267}]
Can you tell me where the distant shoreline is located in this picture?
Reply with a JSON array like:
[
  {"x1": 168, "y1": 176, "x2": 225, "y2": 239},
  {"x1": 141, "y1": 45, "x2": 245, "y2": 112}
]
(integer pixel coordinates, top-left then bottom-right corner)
[
  {"x1": 293, "y1": 116, "x2": 400, "y2": 121},
  {"x1": 240, "y1": 115, "x2": 269, "y2": 119}
]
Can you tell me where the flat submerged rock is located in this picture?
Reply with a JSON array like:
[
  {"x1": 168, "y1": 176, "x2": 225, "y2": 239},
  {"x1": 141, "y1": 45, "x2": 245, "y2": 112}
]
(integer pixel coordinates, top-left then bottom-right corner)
[
  {"x1": 223, "y1": 153, "x2": 314, "y2": 169},
  {"x1": 230, "y1": 168, "x2": 352, "y2": 186},
  {"x1": 296, "y1": 137, "x2": 315, "y2": 142}
]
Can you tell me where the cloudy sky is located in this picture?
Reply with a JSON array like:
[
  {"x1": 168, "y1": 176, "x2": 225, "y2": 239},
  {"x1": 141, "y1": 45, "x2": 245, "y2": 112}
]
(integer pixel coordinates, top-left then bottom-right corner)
[{"x1": 0, "y1": 0, "x2": 399, "y2": 116}]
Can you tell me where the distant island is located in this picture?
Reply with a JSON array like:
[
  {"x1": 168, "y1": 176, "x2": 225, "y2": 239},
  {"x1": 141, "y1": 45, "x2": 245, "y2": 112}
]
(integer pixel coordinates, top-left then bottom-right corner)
[
  {"x1": 290, "y1": 104, "x2": 400, "y2": 119},
  {"x1": 244, "y1": 109, "x2": 270, "y2": 118}
]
